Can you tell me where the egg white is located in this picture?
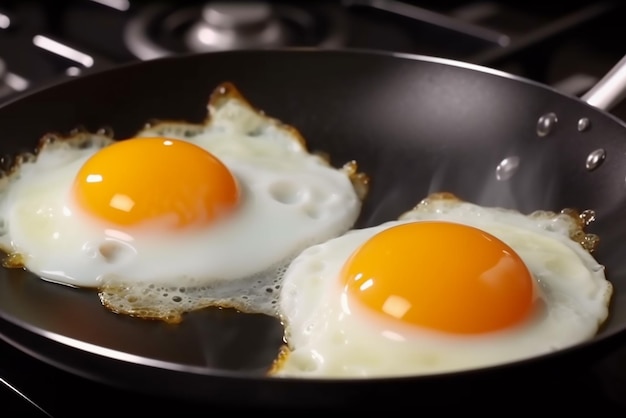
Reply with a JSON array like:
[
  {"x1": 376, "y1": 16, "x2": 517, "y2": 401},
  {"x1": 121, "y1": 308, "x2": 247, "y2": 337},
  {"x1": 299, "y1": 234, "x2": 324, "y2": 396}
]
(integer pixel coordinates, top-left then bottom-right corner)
[
  {"x1": 273, "y1": 194, "x2": 612, "y2": 378},
  {"x1": 0, "y1": 84, "x2": 366, "y2": 322}
]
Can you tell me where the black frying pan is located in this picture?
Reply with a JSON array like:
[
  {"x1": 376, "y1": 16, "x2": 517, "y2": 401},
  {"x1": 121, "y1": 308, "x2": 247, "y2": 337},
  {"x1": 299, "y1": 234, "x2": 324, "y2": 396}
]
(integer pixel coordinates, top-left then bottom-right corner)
[{"x1": 1, "y1": 49, "x2": 626, "y2": 412}]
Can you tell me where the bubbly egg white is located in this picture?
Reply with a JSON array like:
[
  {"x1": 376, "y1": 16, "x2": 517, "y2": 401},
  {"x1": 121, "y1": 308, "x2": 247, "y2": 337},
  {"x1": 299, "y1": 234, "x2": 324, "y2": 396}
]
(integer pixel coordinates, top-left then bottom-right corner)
[
  {"x1": 0, "y1": 86, "x2": 365, "y2": 322},
  {"x1": 273, "y1": 196, "x2": 612, "y2": 378}
]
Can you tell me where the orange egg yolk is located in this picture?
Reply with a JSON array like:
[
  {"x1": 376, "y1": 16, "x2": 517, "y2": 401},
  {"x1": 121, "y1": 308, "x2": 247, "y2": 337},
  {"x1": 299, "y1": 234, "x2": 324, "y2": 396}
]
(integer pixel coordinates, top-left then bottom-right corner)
[
  {"x1": 72, "y1": 137, "x2": 239, "y2": 230},
  {"x1": 340, "y1": 221, "x2": 534, "y2": 334}
]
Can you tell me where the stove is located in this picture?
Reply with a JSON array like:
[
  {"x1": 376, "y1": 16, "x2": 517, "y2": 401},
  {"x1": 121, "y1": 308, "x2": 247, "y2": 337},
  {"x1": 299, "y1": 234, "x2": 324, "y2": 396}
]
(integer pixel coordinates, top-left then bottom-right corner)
[{"x1": 1, "y1": 0, "x2": 626, "y2": 415}]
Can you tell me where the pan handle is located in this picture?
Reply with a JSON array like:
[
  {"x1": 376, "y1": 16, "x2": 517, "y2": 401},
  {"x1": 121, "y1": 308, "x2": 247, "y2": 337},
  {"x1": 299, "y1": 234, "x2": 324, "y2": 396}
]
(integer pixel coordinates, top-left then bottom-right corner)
[{"x1": 581, "y1": 54, "x2": 626, "y2": 111}]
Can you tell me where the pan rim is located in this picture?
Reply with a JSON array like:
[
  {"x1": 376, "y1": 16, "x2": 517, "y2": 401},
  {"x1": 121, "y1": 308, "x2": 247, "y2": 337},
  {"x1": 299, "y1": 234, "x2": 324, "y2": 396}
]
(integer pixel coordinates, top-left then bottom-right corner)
[
  {"x1": 4, "y1": 46, "x2": 626, "y2": 134},
  {"x1": 0, "y1": 309, "x2": 623, "y2": 386},
  {"x1": 3, "y1": 46, "x2": 625, "y2": 122}
]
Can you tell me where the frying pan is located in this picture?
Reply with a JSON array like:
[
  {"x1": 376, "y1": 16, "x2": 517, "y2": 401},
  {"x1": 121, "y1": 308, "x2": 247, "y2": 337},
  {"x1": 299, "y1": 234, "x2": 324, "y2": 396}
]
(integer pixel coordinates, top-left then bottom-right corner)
[{"x1": 1, "y1": 49, "x2": 626, "y2": 412}]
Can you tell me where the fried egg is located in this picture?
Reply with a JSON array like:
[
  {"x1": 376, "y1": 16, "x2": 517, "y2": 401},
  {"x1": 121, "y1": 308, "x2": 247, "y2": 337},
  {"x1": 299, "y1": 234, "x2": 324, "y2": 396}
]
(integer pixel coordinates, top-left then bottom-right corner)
[
  {"x1": 0, "y1": 83, "x2": 368, "y2": 323},
  {"x1": 272, "y1": 193, "x2": 612, "y2": 378}
]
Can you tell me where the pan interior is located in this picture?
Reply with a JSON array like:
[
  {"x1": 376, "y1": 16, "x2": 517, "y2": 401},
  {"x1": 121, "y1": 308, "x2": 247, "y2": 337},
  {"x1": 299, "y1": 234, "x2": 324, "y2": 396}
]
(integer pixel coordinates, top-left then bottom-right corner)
[{"x1": 0, "y1": 49, "x2": 624, "y2": 383}]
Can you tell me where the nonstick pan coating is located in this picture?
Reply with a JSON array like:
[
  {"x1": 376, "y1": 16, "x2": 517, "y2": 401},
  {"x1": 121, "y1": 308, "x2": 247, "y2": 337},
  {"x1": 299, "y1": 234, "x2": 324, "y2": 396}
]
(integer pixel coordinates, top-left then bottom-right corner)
[{"x1": 1, "y1": 49, "x2": 626, "y2": 409}]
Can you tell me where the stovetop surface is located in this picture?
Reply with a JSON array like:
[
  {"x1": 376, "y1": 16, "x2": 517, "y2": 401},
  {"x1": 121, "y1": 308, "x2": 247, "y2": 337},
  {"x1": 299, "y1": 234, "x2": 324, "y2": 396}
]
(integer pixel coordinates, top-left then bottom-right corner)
[
  {"x1": 0, "y1": 0, "x2": 624, "y2": 105},
  {"x1": 1, "y1": 1, "x2": 626, "y2": 415}
]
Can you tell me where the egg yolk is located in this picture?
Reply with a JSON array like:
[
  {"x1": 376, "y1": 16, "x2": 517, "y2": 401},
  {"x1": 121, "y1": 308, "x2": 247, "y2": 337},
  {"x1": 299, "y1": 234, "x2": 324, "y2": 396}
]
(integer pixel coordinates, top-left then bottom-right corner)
[
  {"x1": 340, "y1": 221, "x2": 534, "y2": 334},
  {"x1": 72, "y1": 137, "x2": 239, "y2": 229}
]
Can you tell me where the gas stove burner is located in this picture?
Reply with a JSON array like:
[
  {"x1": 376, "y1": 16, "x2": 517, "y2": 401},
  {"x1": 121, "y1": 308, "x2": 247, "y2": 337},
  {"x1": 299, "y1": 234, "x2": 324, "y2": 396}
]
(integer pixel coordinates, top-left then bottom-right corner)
[
  {"x1": 124, "y1": 1, "x2": 347, "y2": 60},
  {"x1": 187, "y1": 3, "x2": 290, "y2": 51}
]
